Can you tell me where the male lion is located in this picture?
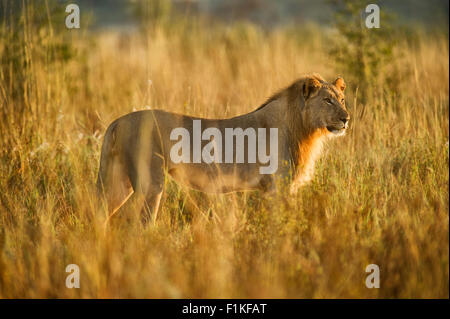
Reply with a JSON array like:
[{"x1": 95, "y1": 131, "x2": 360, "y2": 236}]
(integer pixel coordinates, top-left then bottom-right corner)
[{"x1": 97, "y1": 74, "x2": 349, "y2": 223}]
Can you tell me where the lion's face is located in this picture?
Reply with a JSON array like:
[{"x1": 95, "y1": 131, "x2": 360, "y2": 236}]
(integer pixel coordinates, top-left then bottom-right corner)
[{"x1": 301, "y1": 77, "x2": 350, "y2": 136}]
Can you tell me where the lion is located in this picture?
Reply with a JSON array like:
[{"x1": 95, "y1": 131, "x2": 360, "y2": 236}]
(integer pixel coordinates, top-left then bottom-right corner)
[{"x1": 97, "y1": 74, "x2": 349, "y2": 223}]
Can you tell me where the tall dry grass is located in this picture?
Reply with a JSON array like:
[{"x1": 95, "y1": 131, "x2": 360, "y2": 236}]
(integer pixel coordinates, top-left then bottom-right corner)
[{"x1": 0, "y1": 2, "x2": 448, "y2": 298}]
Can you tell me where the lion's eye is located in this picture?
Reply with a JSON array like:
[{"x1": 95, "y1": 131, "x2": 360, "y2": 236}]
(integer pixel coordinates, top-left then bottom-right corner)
[
  {"x1": 341, "y1": 99, "x2": 345, "y2": 103},
  {"x1": 324, "y1": 98, "x2": 332, "y2": 104}
]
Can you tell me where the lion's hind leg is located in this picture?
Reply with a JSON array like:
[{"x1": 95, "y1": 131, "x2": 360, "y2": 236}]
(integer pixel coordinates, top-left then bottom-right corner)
[
  {"x1": 97, "y1": 154, "x2": 134, "y2": 225},
  {"x1": 117, "y1": 154, "x2": 166, "y2": 225}
]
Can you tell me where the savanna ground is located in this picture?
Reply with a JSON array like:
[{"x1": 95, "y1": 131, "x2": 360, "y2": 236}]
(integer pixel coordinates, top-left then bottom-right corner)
[{"x1": 0, "y1": 1, "x2": 448, "y2": 298}]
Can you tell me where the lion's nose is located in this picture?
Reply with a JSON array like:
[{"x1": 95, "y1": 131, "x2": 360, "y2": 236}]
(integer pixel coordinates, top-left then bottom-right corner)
[{"x1": 341, "y1": 117, "x2": 349, "y2": 128}]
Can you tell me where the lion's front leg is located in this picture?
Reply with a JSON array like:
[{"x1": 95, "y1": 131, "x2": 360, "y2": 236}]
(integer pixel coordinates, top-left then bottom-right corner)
[
  {"x1": 289, "y1": 181, "x2": 301, "y2": 195},
  {"x1": 289, "y1": 168, "x2": 317, "y2": 195}
]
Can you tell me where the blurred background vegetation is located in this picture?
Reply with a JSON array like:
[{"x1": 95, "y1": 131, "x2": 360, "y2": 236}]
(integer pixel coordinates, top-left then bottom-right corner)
[
  {"x1": 72, "y1": 0, "x2": 449, "y2": 30},
  {"x1": 0, "y1": 0, "x2": 448, "y2": 298}
]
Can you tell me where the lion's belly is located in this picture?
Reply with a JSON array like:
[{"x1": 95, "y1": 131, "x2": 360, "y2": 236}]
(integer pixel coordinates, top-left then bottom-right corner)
[{"x1": 168, "y1": 163, "x2": 266, "y2": 193}]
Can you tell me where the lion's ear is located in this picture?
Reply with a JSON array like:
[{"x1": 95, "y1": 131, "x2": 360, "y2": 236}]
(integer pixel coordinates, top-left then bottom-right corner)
[
  {"x1": 333, "y1": 77, "x2": 346, "y2": 92},
  {"x1": 303, "y1": 77, "x2": 322, "y2": 100}
]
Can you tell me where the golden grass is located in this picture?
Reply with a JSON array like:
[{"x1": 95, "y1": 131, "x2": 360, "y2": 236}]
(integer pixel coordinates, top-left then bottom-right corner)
[{"x1": 0, "y1": 9, "x2": 448, "y2": 298}]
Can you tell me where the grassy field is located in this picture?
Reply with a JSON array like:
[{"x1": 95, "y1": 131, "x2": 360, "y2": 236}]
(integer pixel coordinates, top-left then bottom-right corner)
[{"x1": 0, "y1": 2, "x2": 448, "y2": 298}]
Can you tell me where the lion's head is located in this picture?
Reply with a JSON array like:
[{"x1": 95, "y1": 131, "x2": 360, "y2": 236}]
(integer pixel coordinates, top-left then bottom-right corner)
[{"x1": 296, "y1": 74, "x2": 350, "y2": 136}]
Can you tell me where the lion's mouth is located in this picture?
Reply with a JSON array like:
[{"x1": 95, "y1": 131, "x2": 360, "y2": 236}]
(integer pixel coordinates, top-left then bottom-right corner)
[{"x1": 326, "y1": 125, "x2": 346, "y2": 135}]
